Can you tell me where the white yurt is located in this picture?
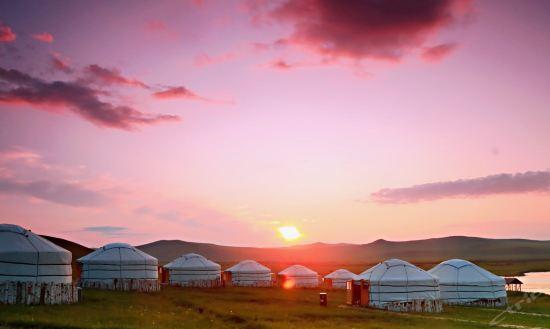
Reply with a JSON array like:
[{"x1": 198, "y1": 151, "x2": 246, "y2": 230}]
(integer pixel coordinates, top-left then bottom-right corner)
[
  {"x1": 428, "y1": 259, "x2": 507, "y2": 306},
  {"x1": 353, "y1": 259, "x2": 442, "y2": 312},
  {"x1": 78, "y1": 243, "x2": 159, "y2": 292},
  {"x1": 164, "y1": 253, "x2": 221, "y2": 287},
  {"x1": 278, "y1": 265, "x2": 319, "y2": 288},
  {"x1": 324, "y1": 269, "x2": 357, "y2": 289},
  {"x1": 223, "y1": 260, "x2": 272, "y2": 287},
  {"x1": 0, "y1": 223, "x2": 78, "y2": 304}
]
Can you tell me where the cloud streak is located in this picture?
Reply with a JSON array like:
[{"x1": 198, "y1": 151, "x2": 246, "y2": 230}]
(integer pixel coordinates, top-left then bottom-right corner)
[
  {"x1": 84, "y1": 64, "x2": 149, "y2": 89},
  {"x1": 371, "y1": 171, "x2": 550, "y2": 203},
  {"x1": 32, "y1": 32, "x2": 54, "y2": 43},
  {"x1": 0, "y1": 67, "x2": 180, "y2": 130},
  {"x1": 421, "y1": 43, "x2": 457, "y2": 62},
  {"x1": 0, "y1": 176, "x2": 108, "y2": 207}
]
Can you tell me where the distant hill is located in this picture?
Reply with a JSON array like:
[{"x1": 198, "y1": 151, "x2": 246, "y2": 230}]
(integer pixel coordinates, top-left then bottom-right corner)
[
  {"x1": 136, "y1": 236, "x2": 550, "y2": 265},
  {"x1": 41, "y1": 235, "x2": 93, "y2": 279},
  {"x1": 40, "y1": 234, "x2": 550, "y2": 269}
]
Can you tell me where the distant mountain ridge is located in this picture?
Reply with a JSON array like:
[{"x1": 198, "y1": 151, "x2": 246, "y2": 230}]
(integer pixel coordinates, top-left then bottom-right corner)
[
  {"x1": 39, "y1": 234, "x2": 550, "y2": 267},
  {"x1": 135, "y1": 236, "x2": 550, "y2": 264}
]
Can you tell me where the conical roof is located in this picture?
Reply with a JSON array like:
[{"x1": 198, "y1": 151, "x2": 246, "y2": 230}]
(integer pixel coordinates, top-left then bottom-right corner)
[
  {"x1": 358, "y1": 259, "x2": 437, "y2": 285},
  {"x1": 226, "y1": 260, "x2": 270, "y2": 273},
  {"x1": 0, "y1": 223, "x2": 72, "y2": 283},
  {"x1": 279, "y1": 265, "x2": 317, "y2": 276},
  {"x1": 78, "y1": 242, "x2": 157, "y2": 265},
  {"x1": 429, "y1": 259, "x2": 504, "y2": 285},
  {"x1": 325, "y1": 268, "x2": 357, "y2": 280},
  {"x1": 164, "y1": 253, "x2": 220, "y2": 271}
]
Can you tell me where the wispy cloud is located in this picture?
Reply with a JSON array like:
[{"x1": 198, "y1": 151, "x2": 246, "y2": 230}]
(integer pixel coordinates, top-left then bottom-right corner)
[
  {"x1": 421, "y1": 43, "x2": 458, "y2": 62},
  {"x1": 32, "y1": 32, "x2": 54, "y2": 43},
  {"x1": 371, "y1": 171, "x2": 550, "y2": 203},
  {"x1": 0, "y1": 67, "x2": 180, "y2": 130},
  {"x1": 84, "y1": 64, "x2": 149, "y2": 89}
]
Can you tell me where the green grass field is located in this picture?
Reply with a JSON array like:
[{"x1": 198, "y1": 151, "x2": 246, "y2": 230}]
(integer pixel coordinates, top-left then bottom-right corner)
[{"x1": 1, "y1": 287, "x2": 549, "y2": 329}]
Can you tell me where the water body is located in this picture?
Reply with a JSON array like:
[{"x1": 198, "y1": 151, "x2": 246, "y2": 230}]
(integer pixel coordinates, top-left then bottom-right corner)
[{"x1": 519, "y1": 272, "x2": 550, "y2": 295}]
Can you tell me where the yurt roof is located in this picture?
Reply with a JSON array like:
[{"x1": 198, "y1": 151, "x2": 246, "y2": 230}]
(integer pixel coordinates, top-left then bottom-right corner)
[
  {"x1": 0, "y1": 223, "x2": 71, "y2": 265},
  {"x1": 357, "y1": 259, "x2": 437, "y2": 285},
  {"x1": 428, "y1": 259, "x2": 505, "y2": 285},
  {"x1": 324, "y1": 269, "x2": 357, "y2": 280},
  {"x1": 164, "y1": 253, "x2": 220, "y2": 270},
  {"x1": 78, "y1": 242, "x2": 157, "y2": 265},
  {"x1": 279, "y1": 265, "x2": 318, "y2": 276},
  {"x1": 226, "y1": 260, "x2": 271, "y2": 273}
]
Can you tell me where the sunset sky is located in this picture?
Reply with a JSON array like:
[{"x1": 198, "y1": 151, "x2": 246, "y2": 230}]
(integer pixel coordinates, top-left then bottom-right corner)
[{"x1": 1, "y1": 0, "x2": 549, "y2": 247}]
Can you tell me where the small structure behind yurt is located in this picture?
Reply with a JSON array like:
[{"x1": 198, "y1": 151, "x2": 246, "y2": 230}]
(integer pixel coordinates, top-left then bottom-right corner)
[
  {"x1": 78, "y1": 243, "x2": 159, "y2": 292},
  {"x1": 324, "y1": 269, "x2": 357, "y2": 289},
  {"x1": 429, "y1": 259, "x2": 507, "y2": 307},
  {"x1": 223, "y1": 260, "x2": 272, "y2": 287},
  {"x1": 278, "y1": 265, "x2": 319, "y2": 288},
  {"x1": 351, "y1": 259, "x2": 442, "y2": 313},
  {"x1": 164, "y1": 253, "x2": 221, "y2": 287},
  {"x1": 505, "y1": 277, "x2": 523, "y2": 292},
  {"x1": 0, "y1": 224, "x2": 78, "y2": 304}
]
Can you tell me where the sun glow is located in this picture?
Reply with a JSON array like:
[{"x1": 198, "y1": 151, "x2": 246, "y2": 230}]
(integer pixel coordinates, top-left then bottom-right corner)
[{"x1": 278, "y1": 226, "x2": 302, "y2": 241}]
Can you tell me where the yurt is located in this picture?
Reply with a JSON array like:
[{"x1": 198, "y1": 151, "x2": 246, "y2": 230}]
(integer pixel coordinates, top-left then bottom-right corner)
[
  {"x1": 78, "y1": 243, "x2": 159, "y2": 292},
  {"x1": 223, "y1": 260, "x2": 272, "y2": 287},
  {"x1": 428, "y1": 259, "x2": 507, "y2": 307},
  {"x1": 0, "y1": 224, "x2": 78, "y2": 304},
  {"x1": 164, "y1": 253, "x2": 221, "y2": 287},
  {"x1": 324, "y1": 269, "x2": 357, "y2": 289},
  {"x1": 278, "y1": 265, "x2": 319, "y2": 288},
  {"x1": 351, "y1": 259, "x2": 442, "y2": 312}
]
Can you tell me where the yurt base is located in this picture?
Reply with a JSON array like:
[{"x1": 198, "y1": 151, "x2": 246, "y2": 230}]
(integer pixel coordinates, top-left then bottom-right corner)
[
  {"x1": 169, "y1": 279, "x2": 222, "y2": 288},
  {"x1": 0, "y1": 281, "x2": 79, "y2": 305},
  {"x1": 373, "y1": 299, "x2": 443, "y2": 313},
  {"x1": 444, "y1": 297, "x2": 507, "y2": 308},
  {"x1": 80, "y1": 279, "x2": 160, "y2": 292}
]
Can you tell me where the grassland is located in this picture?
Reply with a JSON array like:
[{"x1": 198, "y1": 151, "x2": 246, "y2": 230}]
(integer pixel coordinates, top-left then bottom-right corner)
[{"x1": 1, "y1": 287, "x2": 549, "y2": 329}]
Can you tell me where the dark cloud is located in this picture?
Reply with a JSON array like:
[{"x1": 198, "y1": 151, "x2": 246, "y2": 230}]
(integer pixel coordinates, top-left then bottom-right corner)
[
  {"x1": 84, "y1": 64, "x2": 149, "y2": 89},
  {"x1": 153, "y1": 86, "x2": 202, "y2": 99},
  {"x1": 257, "y1": 0, "x2": 470, "y2": 61},
  {"x1": 0, "y1": 176, "x2": 108, "y2": 207},
  {"x1": 371, "y1": 171, "x2": 550, "y2": 203},
  {"x1": 0, "y1": 67, "x2": 180, "y2": 130},
  {"x1": 421, "y1": 43, "x2": 457, "y2": 62},
  {"x1": 0, "y1": 22, "x2": 16, "y2": 42}
]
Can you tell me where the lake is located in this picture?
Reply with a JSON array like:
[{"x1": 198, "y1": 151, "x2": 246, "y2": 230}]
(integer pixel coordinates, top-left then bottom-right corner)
[{"x1": 518, "y1": 272, "x2": 550, "y2": 295}]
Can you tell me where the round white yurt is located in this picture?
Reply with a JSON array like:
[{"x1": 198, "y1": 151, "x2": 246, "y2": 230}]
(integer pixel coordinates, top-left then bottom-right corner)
[
  {"x1": 428, "y1": 259, "x2": 507, "y2": 307},
  {"x1": 278, "y1": 265, "x2": 319, "y2": 288},
  {"x1": 223, "y1": 260, "x2": 272, "y2": 287},
  {"x1": 164, "y1": 253, "x2": 221, "y2": 287},
  {"x1": 353, "y1": 259, "x2": 442, "y2": 312},
  {"x1": 78, "y1": 243, "x2": 159, "y2": 292},
  {"x1": 0, "y1": 223, "x2": 78, "y2": 304},
  {"x1": 324, "y1": 269, "x2": 357, "y2": 289}
]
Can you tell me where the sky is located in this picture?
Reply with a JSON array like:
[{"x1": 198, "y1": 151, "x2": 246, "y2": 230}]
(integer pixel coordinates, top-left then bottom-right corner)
[{"x1": 1, "y1": 0, "x2": 549, "y2": 247}]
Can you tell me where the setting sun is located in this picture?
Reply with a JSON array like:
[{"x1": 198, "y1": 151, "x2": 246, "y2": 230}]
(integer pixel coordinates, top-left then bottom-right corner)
[{"x1": 278, "y1": 226, "x2": 302, "y2": 241}]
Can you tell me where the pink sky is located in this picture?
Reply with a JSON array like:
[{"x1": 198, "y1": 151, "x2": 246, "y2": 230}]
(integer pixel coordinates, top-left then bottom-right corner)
[{"x1": 1, "y1": 0, "x2": 549, "y2": 247}]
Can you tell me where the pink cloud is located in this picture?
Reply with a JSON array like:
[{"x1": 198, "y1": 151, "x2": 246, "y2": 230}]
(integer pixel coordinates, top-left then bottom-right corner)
[
  {"x1": 253, "y1": 0, "x2": 471, "y2": 62},
  {"x1": 421, "y1": 43, "x2": 457, "y2": 62},
  {"x1": 153, "y1": 86, "x2": 235, "y2": 105},
  {"x1": 194, "y1": 52, "x2": 238, "y2": 67},
  {"x1": 32, "y1": 32, "x2": 54, "y2": 43},
  {"x1": 51, "y1": 52, "x2": 73, "y2": 74},
  {"x1": 84, "y1": 64, "x2": 149, "y2": 89},
  {"x1": 0, "y1": 22, "x2": 16, "y2": 42}
]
